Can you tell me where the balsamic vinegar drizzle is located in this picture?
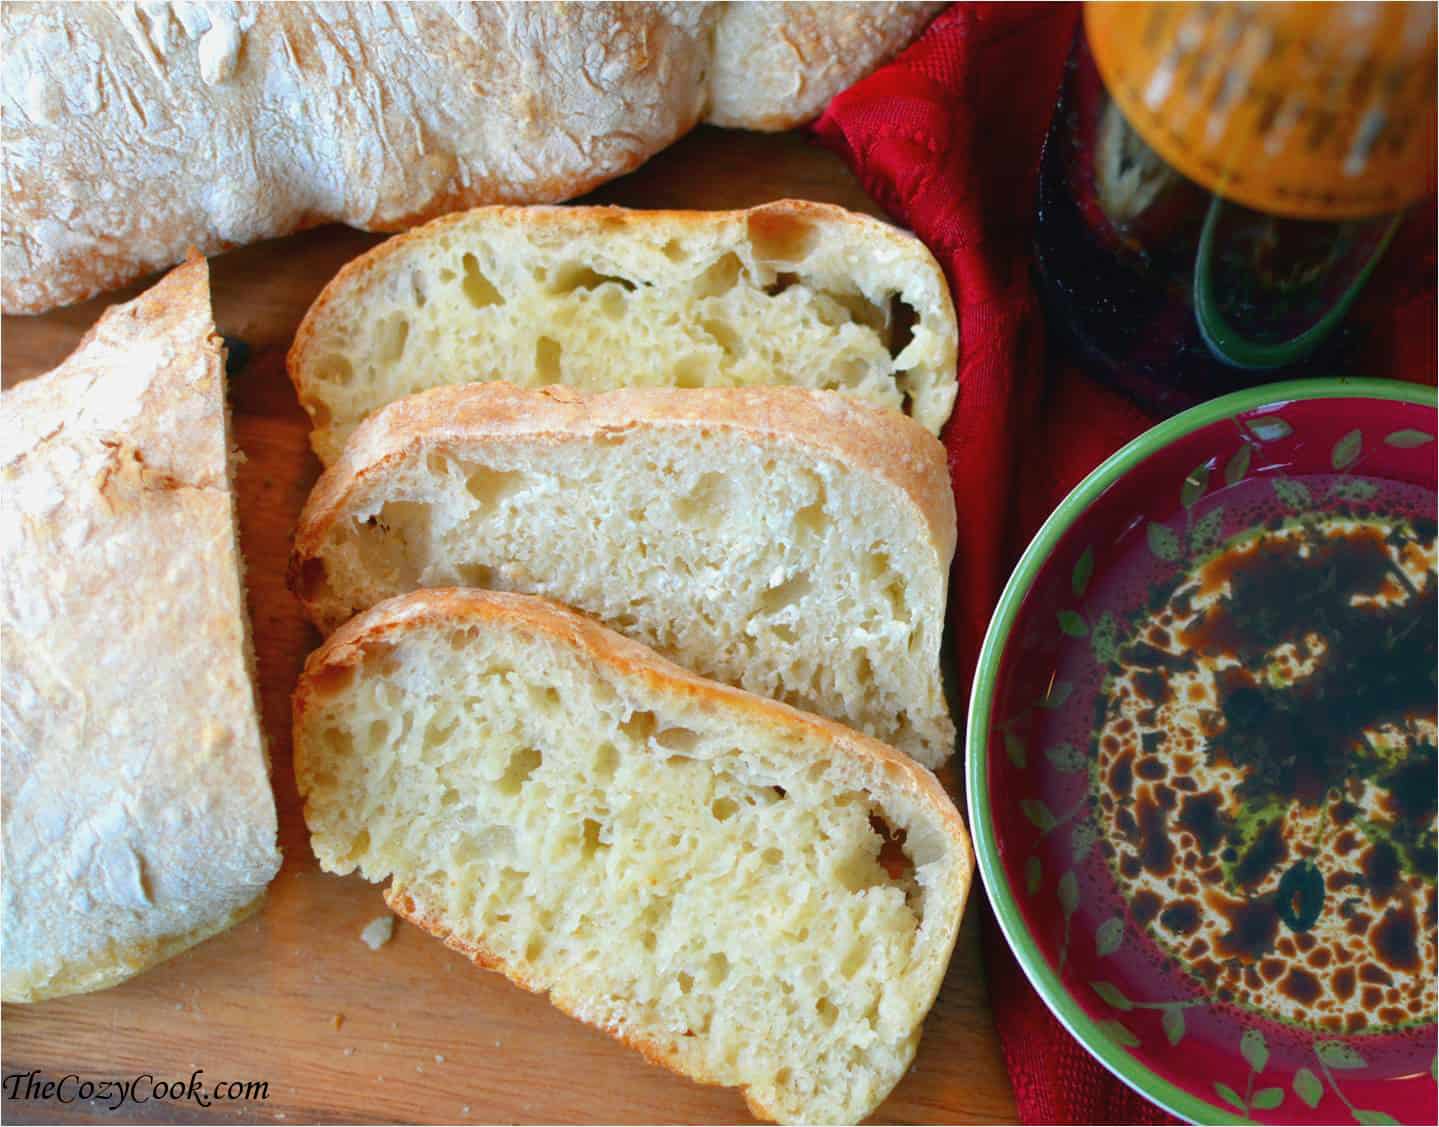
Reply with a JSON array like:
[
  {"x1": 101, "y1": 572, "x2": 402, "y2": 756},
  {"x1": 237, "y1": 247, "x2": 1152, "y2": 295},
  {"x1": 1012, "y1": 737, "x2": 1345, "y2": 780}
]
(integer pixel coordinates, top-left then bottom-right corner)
[{"x1": 1093, "y1": 512, "x2": 1438, "y2": 1032}]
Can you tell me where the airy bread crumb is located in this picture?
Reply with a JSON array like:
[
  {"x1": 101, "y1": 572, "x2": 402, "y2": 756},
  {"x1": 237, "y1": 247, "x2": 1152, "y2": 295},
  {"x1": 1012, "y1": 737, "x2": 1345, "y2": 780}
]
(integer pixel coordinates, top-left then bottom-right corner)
[
  {"x1": 288, "y1": 201, "x2": 958, "y2": 464},
  {"x1": 360, "y1": 916, "x2": 395, "y2": 951}
]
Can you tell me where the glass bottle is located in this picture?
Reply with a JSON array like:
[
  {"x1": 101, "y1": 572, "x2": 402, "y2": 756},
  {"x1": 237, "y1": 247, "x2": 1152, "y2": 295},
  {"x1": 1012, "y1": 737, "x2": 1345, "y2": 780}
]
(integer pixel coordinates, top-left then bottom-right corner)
[{"x1": 1035, "y1": 2, "x2": 1437, "y2": 415}]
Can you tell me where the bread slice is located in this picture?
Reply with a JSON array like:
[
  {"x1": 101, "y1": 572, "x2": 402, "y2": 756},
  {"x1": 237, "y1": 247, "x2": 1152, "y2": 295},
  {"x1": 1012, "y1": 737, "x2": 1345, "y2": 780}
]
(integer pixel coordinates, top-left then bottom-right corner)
[
  {"x1": 293, "y1": 589, "x2": 972, "y2": 1124},
  {"x1": 290, "y1": 383, "x2": 957, "y2": 767},
  {"x1": 0, "y1": 257, "x2": 281, "y2": 1003},
  {"x1": 287, "y1": 200, "x2": 958, "y2": 464}
]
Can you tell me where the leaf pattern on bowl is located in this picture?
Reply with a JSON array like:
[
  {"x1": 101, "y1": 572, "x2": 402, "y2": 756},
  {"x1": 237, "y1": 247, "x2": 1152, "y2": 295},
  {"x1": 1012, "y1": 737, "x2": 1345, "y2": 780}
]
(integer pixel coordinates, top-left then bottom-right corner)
[{"x1": 994, "y1": 401, "x2": 1439, "y2": 1123}]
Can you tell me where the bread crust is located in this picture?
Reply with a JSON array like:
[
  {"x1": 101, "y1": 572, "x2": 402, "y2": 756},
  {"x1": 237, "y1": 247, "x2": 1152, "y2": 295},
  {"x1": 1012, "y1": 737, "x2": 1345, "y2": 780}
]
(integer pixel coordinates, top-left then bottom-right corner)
[
  {"x1": 294, "y1": 587, "x2": 973, "y2": 1123},
  {"x1": 3, "y1": 3, "x2": 941, "y2": 315},
  {"x1": 290, "y1": 380, "x2": 956, "y2": 624},
  {"x1": 1, "y1": 256, "x2": 281, "y2": 1003}
]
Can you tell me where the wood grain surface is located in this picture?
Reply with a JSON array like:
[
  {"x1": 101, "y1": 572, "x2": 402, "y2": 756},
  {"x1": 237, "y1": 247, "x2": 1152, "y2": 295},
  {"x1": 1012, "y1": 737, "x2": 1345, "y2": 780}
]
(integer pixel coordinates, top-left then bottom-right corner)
[{"x1": 0, "y1": 126, "x2": 1017, "y2": 1126}]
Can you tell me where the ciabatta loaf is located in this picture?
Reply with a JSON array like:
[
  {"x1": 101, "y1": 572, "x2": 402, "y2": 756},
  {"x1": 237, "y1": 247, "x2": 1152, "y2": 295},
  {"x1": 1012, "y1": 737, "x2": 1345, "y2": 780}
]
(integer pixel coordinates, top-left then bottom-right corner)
[
  {"x1": 0, "y1": 258, "x2": 281, "y2": 1003},
  {"x1": 3, "y1": 2, "x2": 942, "y2": 315},
  {"x1": 294, "y1": 589, "x2": 972, "y2": 1124},
  {"x1": 288, "y1": 200, "x2": 958, "y2": 463},
  {"x1": 291, "y1": 384, "x2": 957, "y2": 767}
]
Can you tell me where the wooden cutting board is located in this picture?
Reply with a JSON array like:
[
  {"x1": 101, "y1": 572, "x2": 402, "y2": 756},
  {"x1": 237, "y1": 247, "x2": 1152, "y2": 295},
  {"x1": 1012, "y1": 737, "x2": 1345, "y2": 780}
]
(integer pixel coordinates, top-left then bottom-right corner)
[{"x1": 0, "y1": 127, "x2": 1018, "y2": 1126}]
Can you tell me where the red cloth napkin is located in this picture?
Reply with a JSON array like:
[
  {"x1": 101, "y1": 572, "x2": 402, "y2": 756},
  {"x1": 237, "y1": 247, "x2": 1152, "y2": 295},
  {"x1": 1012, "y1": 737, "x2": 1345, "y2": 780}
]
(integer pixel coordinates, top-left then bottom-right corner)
[{"x1": 811, "y1": 4, "x2": 1436, "y2": 1124}]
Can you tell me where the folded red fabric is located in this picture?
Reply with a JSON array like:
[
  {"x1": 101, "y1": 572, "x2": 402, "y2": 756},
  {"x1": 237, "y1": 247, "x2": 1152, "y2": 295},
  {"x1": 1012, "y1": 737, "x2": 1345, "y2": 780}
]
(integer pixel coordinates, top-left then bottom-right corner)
[{"x1": 812, "y1": 3, "x2": 1435, "y2": 1124}]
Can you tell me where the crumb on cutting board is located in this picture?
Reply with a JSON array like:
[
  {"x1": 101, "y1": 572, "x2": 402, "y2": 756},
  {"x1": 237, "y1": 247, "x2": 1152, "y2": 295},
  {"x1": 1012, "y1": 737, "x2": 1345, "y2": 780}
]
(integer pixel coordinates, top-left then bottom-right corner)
[
  {"x1": 331, "y1": 1013, "x2": 345, "y2": 1031},
  {"x1": 360, "y1": 914, "x2": 395, "y2": 950}
]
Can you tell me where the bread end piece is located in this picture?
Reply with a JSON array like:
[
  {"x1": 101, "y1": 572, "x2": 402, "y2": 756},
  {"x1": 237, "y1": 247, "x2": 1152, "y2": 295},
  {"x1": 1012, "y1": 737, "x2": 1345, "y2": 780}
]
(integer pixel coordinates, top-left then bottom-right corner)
[{"x1": 1, "y1": 256, "x2": 281, "y2": 1003}]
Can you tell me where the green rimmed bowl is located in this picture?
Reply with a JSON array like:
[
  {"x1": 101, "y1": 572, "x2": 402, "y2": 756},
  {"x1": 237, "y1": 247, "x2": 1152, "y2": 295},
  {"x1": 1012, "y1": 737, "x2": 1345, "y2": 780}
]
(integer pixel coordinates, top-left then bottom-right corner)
[{"x1": 967, "y1": 379, "x2": 1437, "y2": 1124}]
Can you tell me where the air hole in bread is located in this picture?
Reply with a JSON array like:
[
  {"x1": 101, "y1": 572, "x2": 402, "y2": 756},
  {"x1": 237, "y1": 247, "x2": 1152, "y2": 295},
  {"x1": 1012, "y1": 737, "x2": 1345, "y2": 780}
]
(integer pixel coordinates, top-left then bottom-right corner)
[
  {"x1": 884, "y1": 578, "x2": 909, "y2": 620},
  {"x1": 581, "y1": 817, "x2": 606, "y2": 859},
  {"x1": 456, "y1": 562, "x2": 497, "y2": 588},
  {"x1": 863, "y1": 550, "x2": 892, "y2": 581},
  {"x1": 699, "y1": 317, "x2": 741, "y2": 358},
  {"x1": 528, "y1": 685, "x2": 562, "y2": 715},
  {"x1": 706, "y1": 952, "x2": 730, "y2": 985},
  {"x1": 691, "y1": 252, "x2": 744, "y2": 298},
  {"x1": 340, "y1": 827, "x2": 370, "y2": 867},
  {"x1": 792, "y1": 499, "x2": 828, "y2": 541},
  {"x1": 823, "y1": 289, "x2": 887, "y2": 335},
  {"x1": 711, "y1": 797, "x2": 739, "y2": 822},
  {"x1": 762, "y1": 847, "x2": 784, "y2": 865},
  {"x1": 535, "y1": 336, "x2": 562, "y2": 383},
  {"x1": 759, "y1": 573, "x2": 812, "y2": 616},
  {"x1": 765, "y1": 272, "x2": 801, "y2": 298},
  {"x1": 661, "y1": 238, "x2": 688, "y2": 263},
  {"x1": 815, "y1": 997, "x2": 839, "y2": 1028},
  {"x1": 424, "y1": 714, "x2": 459, "y2": 750},
  {"x1": 597, "y1": 287, "x2": 627, "y2": 318},
  {"x1": 549, "y1": 263, "x2": 637, "y2": 295},
  {"x1": 424, "y1": 450, "x2": 453, "y2": 477},
  {"x1": 461, "y1": 253, "x2": 504, "y2": 308},
  {"x1": 321, "y1": 725, "x2": 354, "y2": 759},
  {"x1": 410, "y1": 270, "x2": 428, "y2": 308},
  {"x1": 464, "y1": 466, "x2": 526, "y2": 508},
  {"x1": 672, "y1": 354, "x2": 710, "y2": 388},
  {"x1": 747, "y1": 212, "x2": 819, "y2": 264},
  {"x1": 594, "y1": 742, "x2": 619, "y2": 781},
  {"x1": 377, "y1": 314, "x2": 410, "y2": 367},
  {"x1": 360, "y1": 502, "x2": 430, "y2": 587},
  {"x1": 315, "y1": 354, "x2": 355, "y2": 386},
  {"x1": 497, "y1": 746, "x2": 543, "y2": 795},
  {"x1": 888, "y1": 295, "x2": 918, "y2": 362},
  {"x1": 869, "y1": 814, "x2": 912, "y2": 882},
  {"x1": 654, "y1": 726, "x2": 700, "y2": 754},
  {"x1": 677, "y1": 971, "x2": 694, "y2": 994},
  {"x1": 772, "y1": 785, "x2": 787, "y2": 800},
  {"x1": 619, "y1": 709, "x2": 657, "y2": 743},
  {"x1": 673, "y1": 471, "x2": 730, "y2": 524}
]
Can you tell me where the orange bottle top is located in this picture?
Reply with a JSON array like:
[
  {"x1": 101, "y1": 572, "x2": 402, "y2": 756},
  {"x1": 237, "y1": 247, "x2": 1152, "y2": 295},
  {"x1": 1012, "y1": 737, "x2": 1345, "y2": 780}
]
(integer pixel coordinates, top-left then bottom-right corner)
[{"x1": 1086, "y1": 2, "x2": 1437, "y2": 220}]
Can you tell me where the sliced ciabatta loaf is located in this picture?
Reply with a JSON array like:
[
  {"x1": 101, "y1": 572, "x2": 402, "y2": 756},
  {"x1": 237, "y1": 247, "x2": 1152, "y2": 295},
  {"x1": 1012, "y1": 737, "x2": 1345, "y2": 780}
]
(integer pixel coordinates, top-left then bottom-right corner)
[
  {"x1": 288, "y1": 200, "x2": 958, "y2": 463},
  {"x1": 294, "y1": 589, "x2": 972, "y2": 1125},
  {"x1": 291, "y1": 383, "x2": 957, "y2": 767}
]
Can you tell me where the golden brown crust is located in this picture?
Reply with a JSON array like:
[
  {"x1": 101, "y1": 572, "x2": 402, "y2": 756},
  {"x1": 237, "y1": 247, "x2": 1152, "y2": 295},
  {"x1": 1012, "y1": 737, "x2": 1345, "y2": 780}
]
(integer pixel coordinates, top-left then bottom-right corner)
[{"x1": 288, "y1": 380, "x2": 956, "y2": 627}]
